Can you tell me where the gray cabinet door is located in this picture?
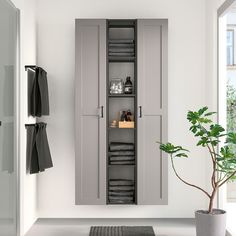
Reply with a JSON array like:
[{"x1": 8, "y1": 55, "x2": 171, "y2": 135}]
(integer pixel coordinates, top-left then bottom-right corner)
[
  {"x1": 137, "y1": 19, "x2": 168, "y2": 205},
  {"x1": 75, "y1": 19, "x2": 106, "y2": 205}
]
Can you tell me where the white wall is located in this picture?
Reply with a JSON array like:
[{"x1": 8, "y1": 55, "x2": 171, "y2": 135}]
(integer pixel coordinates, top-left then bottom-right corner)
[
  {"x1": 20, "y1": 1, "x2": 38, "y2": 233},
  {"x1": 36, "y1": 0, "x2": 210, "y2": 218},
  {"x1": 10, "y1": 0, "x2": 38, "y2": 235},
  {"x1": 205, "y1": 0, "x2": 223, "y2": 113}
]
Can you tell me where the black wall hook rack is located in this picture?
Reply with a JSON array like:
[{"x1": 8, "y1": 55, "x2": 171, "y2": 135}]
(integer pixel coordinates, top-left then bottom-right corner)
[
  {"x1": 25, "y1": 122, "x2": 47, "y2": 128},
  {"x1": 25, "y1": 65, "x2": 37, "y2": 71},
  {"x1": 25, "y1": 124, "x2": 36, "y2": 128}
]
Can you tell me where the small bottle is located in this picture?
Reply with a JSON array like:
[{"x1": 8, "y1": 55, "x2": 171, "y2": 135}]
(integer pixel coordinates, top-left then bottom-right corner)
[
  {"x1": 120, "y1": 111, "x2": 127, "y2": 121},
  {"x1": 127, "y1": 110, "x2": 132, "y2": 121},
  {"x1": 124, "y1": 76, "x2": 133, "y2": 94}
]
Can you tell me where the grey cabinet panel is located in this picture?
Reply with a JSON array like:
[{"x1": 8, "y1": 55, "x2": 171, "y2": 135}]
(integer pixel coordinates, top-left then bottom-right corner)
[
  {"x1": 137, "y1": 19, "x2": 168, "y2": 205},
  {"x1": 75, "y1": 19, "x2": 106, "y2": 205}
]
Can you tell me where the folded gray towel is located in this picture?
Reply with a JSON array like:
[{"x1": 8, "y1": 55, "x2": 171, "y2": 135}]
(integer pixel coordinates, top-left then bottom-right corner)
[
  {"x1": 109, "y1": 151, "x2": 134, "y2": 156},
  {"x1": 109, "y1": 196, "x2": 134, "y2": 201},
  {"x1": 110, "y1": 155, "x2": 135, "y2": 161},
  {"x1": 109, "y1": 179, "x2": 134, "y2": 186},
  {"x1": 109, "y1": 142, "x2": 134, "y2": 151},
  {"x1": 109, "y1": 160, "x2": 135, "y2": 165},
  {"x1": 109, "y1": 161, "x2": 135, "y2": 165},
  {"x1": 109, "y1": 186, "x2": 135, "y2": 191},
  {"x1": 109, "y1": 48, "x2": 134, "y2": 53},
  {"x1": 109, "y1": 200, "x2": 134, "y2": 204},
  {"x1": 109, "y1": 192, "x2": 134, "y2": 196}
]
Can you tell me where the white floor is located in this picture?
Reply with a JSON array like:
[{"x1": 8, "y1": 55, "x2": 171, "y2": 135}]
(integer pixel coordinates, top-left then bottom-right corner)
[
  {"x1": 25, "y1": 218, "x2": 197, "y2": 236},
  {"x1": 226, "y1": 203, "x2": 236, "y2": 236}
]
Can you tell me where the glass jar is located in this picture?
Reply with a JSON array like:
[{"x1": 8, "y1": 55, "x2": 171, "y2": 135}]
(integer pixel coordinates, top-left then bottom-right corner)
[{"x1": 110, "y1": 78, "x2": 124, "y2": 94}]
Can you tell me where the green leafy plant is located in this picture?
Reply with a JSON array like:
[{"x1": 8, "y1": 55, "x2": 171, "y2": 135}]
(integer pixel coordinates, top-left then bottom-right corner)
[
  {"x1": 227, "y1": 80, "x2": 236, "y2": 154},
  {"x1": 158, "y1": 107, "x2": 236, "y2": 213}
]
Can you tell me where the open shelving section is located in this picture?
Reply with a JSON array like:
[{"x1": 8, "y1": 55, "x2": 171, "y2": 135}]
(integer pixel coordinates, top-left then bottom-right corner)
[{"x1": 106, "y1": 19, "x2": 137, "y2": 205}]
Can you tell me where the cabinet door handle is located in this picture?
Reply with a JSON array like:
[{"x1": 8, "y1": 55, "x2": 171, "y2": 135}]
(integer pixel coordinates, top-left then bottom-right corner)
[
  {"x1": 139, "y1": 106, "x2": 142, "y2": 118},
  {"x1": 101, "y1": 106, "x2": 104, "y2": 118},
  {"x1": 0, "y1": 121, "x2": 2, "y2": 126}
]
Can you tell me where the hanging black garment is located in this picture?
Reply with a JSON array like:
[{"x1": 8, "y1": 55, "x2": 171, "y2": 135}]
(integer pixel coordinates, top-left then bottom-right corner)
[
  {"x1": 36, "y1": 123, "x2": 53, "y2": 170},
  {"x1": 26, "y1": 123, "x2": 53, "y2": 174},
  {"x1": 29, "y1": 67, "x2": 50, "y2": 117},
  {"x1": 26, "y1": 125, "x2": 40, "y2": 174}
]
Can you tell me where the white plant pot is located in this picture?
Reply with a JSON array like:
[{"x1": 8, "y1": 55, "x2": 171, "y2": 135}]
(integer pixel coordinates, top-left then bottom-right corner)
[{"x1": 195, "y1": 209, "x2": 227, "y2": 236}]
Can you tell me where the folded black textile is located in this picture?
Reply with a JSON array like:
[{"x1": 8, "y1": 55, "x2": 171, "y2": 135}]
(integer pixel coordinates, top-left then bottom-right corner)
[
  {"x1": 109, "y1": 151, "x2": 134, "y2": 156},
  {"x1": 110, "y1": 160, "x2": 134, "y2": 164},
  {"x1": 110, "y1": 156, "x2": 135, "y2": 161},
  {"x1": 109, "y1": 200, "x2": 134, "y2": 204},
  {"x1": 109, "y1": 179, "x2": 134, "y2": 186},
  {"x1": 109, "y1": 196, "x2": 134, "y2": 201},
  {"x1": 109, "y1": 48, "x2": 134, "y2": 53},
  {"x1": 109, "y1": 142, "x2": 134, "y2": 151},
  {"x1": 109, "y1": 161, "x2": 135, "y2": 165},
  {"x1": 109, "y1": 192, "x2": 134, "y2": 197},
  {"x1": 26, "y1": 123, "x2": 53, "y2": 174},
  {"x1": 109, "y1": 43, "x2": 134, "y2": 48},
  {"x1": 109, "y1": 186, "x2": 135, "y2": 191},
  {"x1": 109, "y1": 189, "x2": 134, "y2": 193}
]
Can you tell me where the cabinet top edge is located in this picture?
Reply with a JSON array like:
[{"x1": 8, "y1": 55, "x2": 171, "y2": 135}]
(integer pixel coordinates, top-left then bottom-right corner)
[{"x1": 75, "y1": 18, "x2": 168, "y2": 21}]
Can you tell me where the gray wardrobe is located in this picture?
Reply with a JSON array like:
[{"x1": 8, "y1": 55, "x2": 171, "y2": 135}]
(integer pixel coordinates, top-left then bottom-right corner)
[{"x1": 75, "y1": 19, "x2": 168, "y2": 205}]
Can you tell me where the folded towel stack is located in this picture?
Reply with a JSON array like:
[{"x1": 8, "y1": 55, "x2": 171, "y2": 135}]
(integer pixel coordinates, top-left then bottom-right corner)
[
  {"x1": 108, "y1": 179, "x2": 135, "y2": 204},
  {"x1": 109, "y1": 142, "x2": 135, "y2": 165},
  {"x1": 109, "y1": 39, "x2": 135, "y2": 58}
]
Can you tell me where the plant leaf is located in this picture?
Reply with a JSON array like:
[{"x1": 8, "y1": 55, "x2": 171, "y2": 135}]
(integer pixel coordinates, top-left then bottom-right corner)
[{"x1": 226, "y1": 132, "x2": 236, "y2": 144}]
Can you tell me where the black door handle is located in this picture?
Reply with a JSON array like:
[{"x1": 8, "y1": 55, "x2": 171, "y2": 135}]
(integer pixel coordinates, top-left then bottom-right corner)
[
  {"x1": 0, "y1": 121, "x2": 2, "y2": 126},
  {"x1": 101, "y1": 106, "x2": 104, "y2": 118},
  {"x1": 139, "y1": 106, "x2": 142, "y2": 118}
]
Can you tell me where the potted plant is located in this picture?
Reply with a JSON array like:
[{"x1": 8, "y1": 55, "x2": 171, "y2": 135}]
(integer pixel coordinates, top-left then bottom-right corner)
[{"x1": 158, "y1": 107, "x2": 236, "y2": 236}]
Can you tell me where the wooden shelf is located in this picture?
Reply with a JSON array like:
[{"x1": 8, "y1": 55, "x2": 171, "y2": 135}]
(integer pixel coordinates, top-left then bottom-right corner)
[
  {"x1": 108, "y1": 164, "x2": 135, "y2": 167},
  {"x1": 108, "y1": 94, "x2": 135, "y2": 98},
  {"x1": 107, "y1": 202, "x2": 136, "y2": 205},
  {"x1": 108, "y1": 20, "x2": 136, "y2": 28},
  {"x1": 108, "y1": 127, "x2": 136, "y2": 130}
]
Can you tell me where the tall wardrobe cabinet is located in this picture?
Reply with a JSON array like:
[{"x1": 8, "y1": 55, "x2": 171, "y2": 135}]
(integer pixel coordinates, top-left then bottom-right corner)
[{"x1": 75, "y1": 19, "x2": 168, "y2": 205}]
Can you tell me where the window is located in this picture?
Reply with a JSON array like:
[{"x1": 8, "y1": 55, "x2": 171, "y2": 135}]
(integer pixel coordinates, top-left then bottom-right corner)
[{"x1": 227, "y1": 29, "x2": 234, "y2": 66}]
